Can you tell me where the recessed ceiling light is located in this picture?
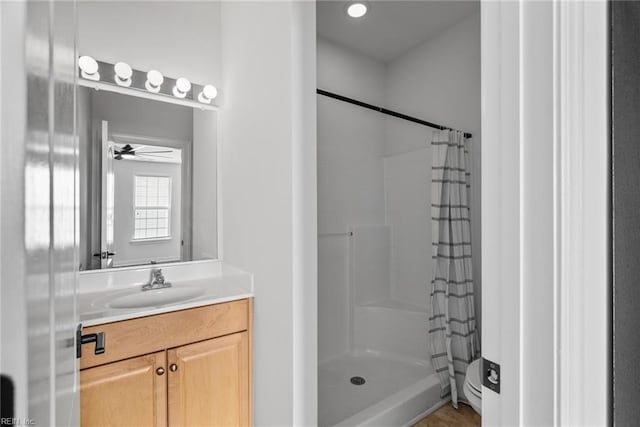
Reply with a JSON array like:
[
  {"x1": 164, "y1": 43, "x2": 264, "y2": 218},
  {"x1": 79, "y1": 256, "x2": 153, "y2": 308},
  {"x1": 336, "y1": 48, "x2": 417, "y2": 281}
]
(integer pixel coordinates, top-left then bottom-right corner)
[{"x1": 347, "y1": 2, "x2": 368, "y2": 18}]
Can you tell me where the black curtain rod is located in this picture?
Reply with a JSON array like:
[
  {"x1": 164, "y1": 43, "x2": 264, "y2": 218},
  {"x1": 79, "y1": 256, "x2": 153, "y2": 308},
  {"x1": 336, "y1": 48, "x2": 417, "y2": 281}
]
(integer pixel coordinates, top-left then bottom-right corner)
[{"x1": 317, "y1": 89, "x2": 472, "y2": 139}]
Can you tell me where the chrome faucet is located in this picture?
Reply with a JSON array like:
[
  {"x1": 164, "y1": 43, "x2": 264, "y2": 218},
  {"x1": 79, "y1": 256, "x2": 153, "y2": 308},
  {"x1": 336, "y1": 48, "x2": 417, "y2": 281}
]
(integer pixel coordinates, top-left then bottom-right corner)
[{"x1": 142, "y1": 268, "x2": 172, "y2": 291}]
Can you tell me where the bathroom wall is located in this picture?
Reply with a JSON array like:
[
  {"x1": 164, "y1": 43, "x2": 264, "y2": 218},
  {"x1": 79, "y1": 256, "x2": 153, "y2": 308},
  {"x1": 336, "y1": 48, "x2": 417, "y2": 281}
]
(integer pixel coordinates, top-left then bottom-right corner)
[
  {"x1": 317, "y1": 38, "x2": 387, "y2": 362},
  {"x1": 383, "y1": 147, "x2": 431, "y2": 310},
  {"x1": 91, "y1": 90, "x2": 194, "y2": 141},
  {"x1": 220, "y1": 2, "x2": 317, "y2": 425},
  {"x1": 385, "y1": 12, "x2": 482, "y2": 334},
  {"x1": 77, "y1": 1, "x2": 221, "y2": 86}
]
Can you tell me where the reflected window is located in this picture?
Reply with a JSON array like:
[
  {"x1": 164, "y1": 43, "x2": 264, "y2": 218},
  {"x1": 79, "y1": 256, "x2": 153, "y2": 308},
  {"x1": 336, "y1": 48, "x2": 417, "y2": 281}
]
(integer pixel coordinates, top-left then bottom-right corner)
[{"x1": 133, "y1": 175, "x2": 171, "y2": 240}]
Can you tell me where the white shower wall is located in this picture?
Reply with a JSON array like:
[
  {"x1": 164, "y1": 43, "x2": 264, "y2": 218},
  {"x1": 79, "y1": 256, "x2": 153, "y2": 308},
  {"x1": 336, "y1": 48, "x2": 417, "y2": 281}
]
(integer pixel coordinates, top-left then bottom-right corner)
[
  {"x1": 317, "y1": 39, "x2": 387, "y2": 362},
  {"x1": 385, "y1": 13, "x2": 482, "y2": 334},
  {"x1": 350, "y1": 225, "x2": 391, "y2": 305},
  {"x1": 384, "y1": 148, "x2": 431, "y2": 310},
  {"x1": 318, "y1": 12, "x2": 481, "y2": 364}
]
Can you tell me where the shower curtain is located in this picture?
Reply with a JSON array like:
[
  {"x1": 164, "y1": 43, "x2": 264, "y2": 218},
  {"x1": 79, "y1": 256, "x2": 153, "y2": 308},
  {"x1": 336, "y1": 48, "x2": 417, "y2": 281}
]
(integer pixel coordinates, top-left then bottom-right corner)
[{"x1": 429, "y1": 129, "x2": 479, "y2": 407}]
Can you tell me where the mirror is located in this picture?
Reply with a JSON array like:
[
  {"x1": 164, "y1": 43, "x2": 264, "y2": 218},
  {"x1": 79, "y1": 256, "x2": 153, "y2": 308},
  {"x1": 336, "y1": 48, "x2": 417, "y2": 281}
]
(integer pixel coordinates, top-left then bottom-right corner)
[{"x1": 79, "y1": 88, "x2": 218, "y2": 270}]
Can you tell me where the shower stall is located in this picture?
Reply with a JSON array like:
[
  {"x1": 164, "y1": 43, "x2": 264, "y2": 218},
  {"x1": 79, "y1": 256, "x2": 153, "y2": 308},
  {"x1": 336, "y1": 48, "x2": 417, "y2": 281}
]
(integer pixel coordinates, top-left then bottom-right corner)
[
  {"x1": 318, "y1": 218, "x2": 444, "y2": 426},
  {"x1": 316, "y1": 93, "x2": 454, "y2": 426},
  {"x1": 316, "y1": 5, "x2": 481, "y2": 425}
]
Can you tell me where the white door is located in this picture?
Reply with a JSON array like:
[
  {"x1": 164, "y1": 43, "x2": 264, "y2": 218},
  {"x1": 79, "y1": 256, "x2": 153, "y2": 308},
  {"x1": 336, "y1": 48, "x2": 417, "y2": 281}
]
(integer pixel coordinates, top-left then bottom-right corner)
[{"x1": 0, "y1": 1, "x2": 79, "y2": 425}]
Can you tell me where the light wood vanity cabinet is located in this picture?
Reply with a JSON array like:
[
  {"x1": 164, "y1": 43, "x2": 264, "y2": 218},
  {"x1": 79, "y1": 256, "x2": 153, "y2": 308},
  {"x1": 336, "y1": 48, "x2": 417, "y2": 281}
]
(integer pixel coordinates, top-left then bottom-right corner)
[
  {"x1": 80, "y1": 298, "x2": 253, "y2": 427},
  {"x1": 168, "y1": 333, "x2": 249, "y2": 426},
  {"x1": 81, "y1": 352, "x2": 167, "y2": 426}
]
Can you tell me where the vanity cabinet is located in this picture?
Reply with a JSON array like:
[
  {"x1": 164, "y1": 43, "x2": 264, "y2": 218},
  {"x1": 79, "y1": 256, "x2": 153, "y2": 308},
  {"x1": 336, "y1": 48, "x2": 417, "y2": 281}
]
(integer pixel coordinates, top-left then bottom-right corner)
[
  {"x1": 168, "y1": 333, "x2": 249, "y2": 426},
  {"x1": 81, "y1": 352, "x2": 167, "y2": 426},
  {"x1": 80, "y1": 298, "x2": 253, "y2": 427}
]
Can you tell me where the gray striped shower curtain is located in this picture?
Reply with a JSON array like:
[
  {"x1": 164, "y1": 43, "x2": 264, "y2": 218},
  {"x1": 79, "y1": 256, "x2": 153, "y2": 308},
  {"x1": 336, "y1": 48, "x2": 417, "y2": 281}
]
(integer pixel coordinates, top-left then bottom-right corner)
[{"x1": 429, "y1": 129, "x2": 479, "y2": 407}]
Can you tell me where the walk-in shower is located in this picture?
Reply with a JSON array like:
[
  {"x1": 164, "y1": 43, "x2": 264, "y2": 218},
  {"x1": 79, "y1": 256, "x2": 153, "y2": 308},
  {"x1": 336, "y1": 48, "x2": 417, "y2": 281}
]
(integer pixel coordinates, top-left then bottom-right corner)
[
  {"x1": 317, "y1": 3, "x2": 481, "y2": 424},
  {"x1": 317, "y1": 95, "x2": 462, "y2": 426}
]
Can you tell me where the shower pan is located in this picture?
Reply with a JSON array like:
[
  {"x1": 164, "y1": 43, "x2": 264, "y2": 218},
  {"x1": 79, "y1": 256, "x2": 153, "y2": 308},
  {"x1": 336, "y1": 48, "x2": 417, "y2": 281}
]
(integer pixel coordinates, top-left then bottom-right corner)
[{"x1": 317, "y1": 224, "x2": 448, "y2": 426}]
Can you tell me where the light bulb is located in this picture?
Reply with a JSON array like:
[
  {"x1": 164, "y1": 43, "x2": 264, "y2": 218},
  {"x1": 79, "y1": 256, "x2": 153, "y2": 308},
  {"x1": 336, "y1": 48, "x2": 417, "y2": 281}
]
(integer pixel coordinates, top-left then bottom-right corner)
[
  {"x1": 145, "y1": 70, "x2": 164, "y2": 93},
  {"x1": 347, "y1": 2, "x2": 368, "y2": 18},
  {"x1": 198, "y1": 84, "x2": 218, "y2": 104},
  {"x1": 173, "y1": 77, "x2": 191, "y2": 98},
  {"x1": 78, "y1": 55, "x2": 100, "y2": 81},
  {"x1": 114, "y1": 62, "x2": 133, "y2": 87}
]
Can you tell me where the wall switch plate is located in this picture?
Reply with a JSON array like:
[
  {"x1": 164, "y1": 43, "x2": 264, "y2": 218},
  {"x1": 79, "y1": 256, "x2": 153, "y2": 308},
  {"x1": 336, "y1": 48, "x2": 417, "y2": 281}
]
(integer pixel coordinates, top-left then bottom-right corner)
[{"x1": 482, "y1": 357, "x2": 500, "y2": 394}]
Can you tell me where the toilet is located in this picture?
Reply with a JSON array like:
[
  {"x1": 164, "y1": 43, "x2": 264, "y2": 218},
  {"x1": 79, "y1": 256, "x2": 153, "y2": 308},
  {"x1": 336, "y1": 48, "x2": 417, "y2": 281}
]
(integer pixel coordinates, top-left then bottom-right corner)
[{"x1": 463, "y1": 358, "x2": 482, "y2": 415}]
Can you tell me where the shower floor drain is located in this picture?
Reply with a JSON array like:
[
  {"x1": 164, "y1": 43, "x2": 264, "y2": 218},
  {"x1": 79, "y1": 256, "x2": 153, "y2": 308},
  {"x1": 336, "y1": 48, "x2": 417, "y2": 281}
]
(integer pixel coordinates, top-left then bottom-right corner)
[{"x1": 350, "y1": 376, "x2": 366, "y2": 385}]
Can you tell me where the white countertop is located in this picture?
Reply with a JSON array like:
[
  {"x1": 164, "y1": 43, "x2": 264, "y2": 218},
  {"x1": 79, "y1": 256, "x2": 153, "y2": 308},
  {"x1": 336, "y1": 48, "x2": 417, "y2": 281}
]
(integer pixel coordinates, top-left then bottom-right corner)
[{"x1": 78, "y1": 261, "x2": 253, "y2": 327}]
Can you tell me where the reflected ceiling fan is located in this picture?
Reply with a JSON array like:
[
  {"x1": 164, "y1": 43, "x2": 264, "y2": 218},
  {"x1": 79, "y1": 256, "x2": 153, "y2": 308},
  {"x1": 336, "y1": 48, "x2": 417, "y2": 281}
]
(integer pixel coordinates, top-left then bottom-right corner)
[{"x1": 113, "y1": 144, "x2": 173, "y2": 160}]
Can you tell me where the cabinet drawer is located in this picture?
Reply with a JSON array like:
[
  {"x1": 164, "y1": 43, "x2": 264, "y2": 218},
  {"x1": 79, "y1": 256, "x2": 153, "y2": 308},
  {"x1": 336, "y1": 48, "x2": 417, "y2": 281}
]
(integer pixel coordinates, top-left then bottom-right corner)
[{"x1": 81, "y1": 299, "x2": 249, "y2": 370}]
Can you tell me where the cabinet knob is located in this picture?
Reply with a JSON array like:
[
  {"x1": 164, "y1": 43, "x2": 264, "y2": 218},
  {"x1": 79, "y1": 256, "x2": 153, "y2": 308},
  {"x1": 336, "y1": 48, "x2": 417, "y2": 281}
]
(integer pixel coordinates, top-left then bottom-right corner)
[
  {"x1": 169, "y1": 363, "x2": 178, "y2": 372},
  {"x1": 156, "y1": 367, "x2": 165, "y2": 376}
]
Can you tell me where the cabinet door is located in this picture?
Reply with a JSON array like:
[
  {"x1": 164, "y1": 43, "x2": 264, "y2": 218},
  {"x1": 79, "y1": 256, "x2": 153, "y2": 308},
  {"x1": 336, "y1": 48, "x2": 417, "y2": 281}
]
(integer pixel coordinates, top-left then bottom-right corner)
[
  {"x1": 81, "y1": 351, "x2": 167, "y2": 427},
  {"x1": 168, "y1": 332, "x2": 249, "y2": 426}
]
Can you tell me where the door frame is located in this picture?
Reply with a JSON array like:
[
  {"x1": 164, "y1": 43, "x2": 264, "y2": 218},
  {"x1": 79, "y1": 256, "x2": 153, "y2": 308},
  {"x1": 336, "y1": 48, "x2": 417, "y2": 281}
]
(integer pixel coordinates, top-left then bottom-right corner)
[{"x1": 481, "y1": 0, "x2": 609, "y2": 425}]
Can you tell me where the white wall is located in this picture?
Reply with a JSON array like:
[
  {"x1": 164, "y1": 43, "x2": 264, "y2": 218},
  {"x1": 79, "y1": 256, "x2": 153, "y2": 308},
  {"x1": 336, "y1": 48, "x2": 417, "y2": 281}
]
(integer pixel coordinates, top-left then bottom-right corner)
[
  {"x1": 385, "y1": 12, "x2": 482, "y2": 334},
  {"x1": 317, "y1": 38, "x2": 387, "y2": 362},
  {"x1": 383, "y1": 147, "x2": 431, "y2": 310},
  {"x1": 317, "y1": 38, "x2": 387, "y2": 106},
  {"x1": 91, "y1": 90, "x2": 194, "y2": 142},
  {"x1": 77, "y1": 1, "x2": 221, "y2": 87},
  {"x1": 220, "y1": 2, "x2": 317, "y2": 425},
  {"x1": 350, "y1": 225, "x2": 391, "y2": 305}
]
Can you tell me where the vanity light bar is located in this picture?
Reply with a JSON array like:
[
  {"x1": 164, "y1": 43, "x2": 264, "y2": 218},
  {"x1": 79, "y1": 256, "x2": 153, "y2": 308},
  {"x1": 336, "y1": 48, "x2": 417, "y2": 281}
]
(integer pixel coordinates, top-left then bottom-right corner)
[{"x1": 77, "y1": 56, "x2": 219, "y2": 107}]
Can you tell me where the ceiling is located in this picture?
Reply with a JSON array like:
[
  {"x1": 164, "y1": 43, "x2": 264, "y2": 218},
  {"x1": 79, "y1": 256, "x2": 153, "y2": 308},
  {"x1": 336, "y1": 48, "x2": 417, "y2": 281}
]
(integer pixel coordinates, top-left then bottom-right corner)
[{"x1": 317, "y1": 0, "x2": 480, "y2": 63}]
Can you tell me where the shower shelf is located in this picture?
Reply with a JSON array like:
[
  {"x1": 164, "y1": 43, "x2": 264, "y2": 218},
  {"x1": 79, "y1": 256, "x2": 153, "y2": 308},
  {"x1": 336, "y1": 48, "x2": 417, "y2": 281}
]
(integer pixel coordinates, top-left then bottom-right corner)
[
  {"x1": 359, "y1": 298, "x2": 425, "y2": 313},
  {"x1": 318, "y1": 231, "x2": 353, "y2": 237}
]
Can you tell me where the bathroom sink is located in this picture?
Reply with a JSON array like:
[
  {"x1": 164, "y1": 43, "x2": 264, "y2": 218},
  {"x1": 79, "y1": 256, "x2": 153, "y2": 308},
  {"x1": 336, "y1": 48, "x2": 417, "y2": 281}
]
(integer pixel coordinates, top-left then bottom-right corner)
[{"x1": 106, "y1": 286, "x2": 206, "y2": 309}]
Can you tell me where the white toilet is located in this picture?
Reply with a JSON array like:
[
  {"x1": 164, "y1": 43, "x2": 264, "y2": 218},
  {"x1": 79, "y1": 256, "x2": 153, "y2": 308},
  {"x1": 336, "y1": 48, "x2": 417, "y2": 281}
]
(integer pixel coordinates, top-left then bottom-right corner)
[{"x1": 463, "y1": 358, "x2": 482, "y2": 415}]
